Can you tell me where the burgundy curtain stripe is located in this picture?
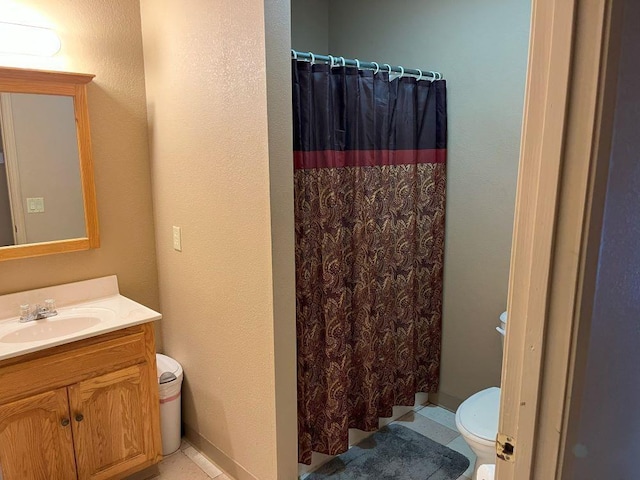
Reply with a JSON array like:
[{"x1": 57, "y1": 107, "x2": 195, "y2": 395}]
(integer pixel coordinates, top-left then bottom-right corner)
[{"x1": 293, "y1": 59, "x2": 447, "y2": 464}]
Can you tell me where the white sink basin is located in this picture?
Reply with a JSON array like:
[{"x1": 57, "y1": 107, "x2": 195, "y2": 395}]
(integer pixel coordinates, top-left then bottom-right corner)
[
  {"x1": 0, "y1": 275, "x2": 162, "y2": 360},
  {"x1": 0, "y1": 308, "x2": 116, "y2": 344}
]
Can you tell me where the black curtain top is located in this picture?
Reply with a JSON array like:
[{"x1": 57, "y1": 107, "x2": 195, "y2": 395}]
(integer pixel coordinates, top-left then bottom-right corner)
[{"x1": 292, "y1": 60, "x2": 447, "y2": 157}]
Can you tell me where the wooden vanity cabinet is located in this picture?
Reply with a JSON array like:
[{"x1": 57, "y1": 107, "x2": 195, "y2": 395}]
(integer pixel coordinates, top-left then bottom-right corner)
[
  {"x1": 70, "y1": 364, "x2": 155, "y2": 480},
  {"x1": 0, "y1": 323, "x2": 162, "y2": 480},
  {"x1": 0, "y1": 388, "x2": 77, "y2": 480}
]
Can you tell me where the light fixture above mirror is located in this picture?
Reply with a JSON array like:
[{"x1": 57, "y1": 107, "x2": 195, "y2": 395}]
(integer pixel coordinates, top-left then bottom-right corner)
[
  {"x1": 0, "y1": 66, "x2": 99, "y2": 262},
  {"x1": 0, "y1": 22, "x2": 61, "y2": 57}
]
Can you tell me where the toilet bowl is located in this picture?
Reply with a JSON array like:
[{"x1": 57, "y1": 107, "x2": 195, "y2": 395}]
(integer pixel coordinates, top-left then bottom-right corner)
[
  {"x1": 455, "y1": 386, "x2": 500, "y2": 479},
  {"x1": 455, "y1": 311, "x2": 507, "y2": 480}
]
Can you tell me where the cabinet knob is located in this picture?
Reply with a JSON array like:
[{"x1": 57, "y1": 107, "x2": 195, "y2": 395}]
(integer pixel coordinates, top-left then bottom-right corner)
[
  {"x1": 61, "y1": 418, "x2": 70, "y2": 427},
  {"x1": 75, "y1": 414, "x2": 84, "y2": 422}
]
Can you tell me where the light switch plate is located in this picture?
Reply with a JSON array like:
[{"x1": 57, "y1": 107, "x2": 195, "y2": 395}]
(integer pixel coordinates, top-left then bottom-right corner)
[
  {"x1": 26, "y1": 197, "x2": 45, "y2": 213},
  {"x1": 172, "y1": 226, "x2": 182, "y2": 251}
]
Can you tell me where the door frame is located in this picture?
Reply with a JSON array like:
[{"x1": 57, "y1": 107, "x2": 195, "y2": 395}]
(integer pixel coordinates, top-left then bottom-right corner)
[{"x1": 498, "y1": 0, "x2": 623, "y2": 478}]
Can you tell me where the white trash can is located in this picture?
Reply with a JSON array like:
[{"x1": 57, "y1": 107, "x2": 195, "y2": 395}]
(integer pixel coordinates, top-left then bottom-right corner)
[
  {"x1": 156, "y1": 353, "x2": 184, "y2": 455},
  {"x1": 477, "y1": 464, "x2": 496, "y2": 480}
]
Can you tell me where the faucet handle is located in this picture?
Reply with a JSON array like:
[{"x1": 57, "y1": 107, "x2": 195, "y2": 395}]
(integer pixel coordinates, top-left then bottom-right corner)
[
  {"x1": 19, "y1": 304, "x2": 30, "y2": 320},
  {"x1": 44, "y1": 299, "x2": 56, "y2": 313}
]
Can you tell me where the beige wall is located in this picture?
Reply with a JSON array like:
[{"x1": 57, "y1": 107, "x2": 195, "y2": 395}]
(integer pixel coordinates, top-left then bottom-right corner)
[
  {"x1": 140, "y1": 1, "x2": 295, "y2": 479},
  {"x1": 291, "y1": 0, "x2": 329, "y2": 53},
  {"x1": 0, "y1": 1, "x2": 159, "y2": 317},
  {"x1": 10, "y1": 93, "x2": 85, "y2": 243},
  {"x1": 292, "y1": 0, "x2": 530, "y2": 405}
]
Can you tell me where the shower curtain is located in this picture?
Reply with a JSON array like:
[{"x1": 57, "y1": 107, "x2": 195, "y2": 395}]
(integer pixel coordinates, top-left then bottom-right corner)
[{"x1": 293, "y1": 59, "x2": 447, "y2": 464}]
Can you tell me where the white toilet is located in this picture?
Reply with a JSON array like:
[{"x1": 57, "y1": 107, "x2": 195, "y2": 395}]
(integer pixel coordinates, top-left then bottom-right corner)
[{"x1": 455, "y1": 311, "x2": 507, "y2": 480}]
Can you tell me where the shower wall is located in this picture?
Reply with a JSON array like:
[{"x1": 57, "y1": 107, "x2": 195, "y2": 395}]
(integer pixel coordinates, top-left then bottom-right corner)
[
  {"x1": 291, "y1": 0, "x2": 531, "y2": 407},
  {"x1": 291, "y1": 0, "x2": 329, "y2": 53}
]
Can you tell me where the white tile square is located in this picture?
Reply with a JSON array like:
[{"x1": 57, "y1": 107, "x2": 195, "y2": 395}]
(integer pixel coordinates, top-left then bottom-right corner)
[{"x1": 416, "y1": 404, "x2": 458, "y2": 431}]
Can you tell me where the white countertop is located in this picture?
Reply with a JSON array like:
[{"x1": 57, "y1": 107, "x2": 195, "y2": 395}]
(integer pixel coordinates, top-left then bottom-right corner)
[{"x1": 0, "y1": 276, "x2": 161, "y2": 361}]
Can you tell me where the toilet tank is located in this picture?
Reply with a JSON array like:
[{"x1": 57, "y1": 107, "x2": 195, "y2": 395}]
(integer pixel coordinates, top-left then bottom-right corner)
[{"x1": 497, "y1": 311, "x2": 507, "y2": 349}]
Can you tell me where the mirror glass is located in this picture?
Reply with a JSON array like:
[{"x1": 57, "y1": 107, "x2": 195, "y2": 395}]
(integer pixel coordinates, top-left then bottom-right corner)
[{"x1": 0, "y1": 93, "x2": 85, "y2": 247}]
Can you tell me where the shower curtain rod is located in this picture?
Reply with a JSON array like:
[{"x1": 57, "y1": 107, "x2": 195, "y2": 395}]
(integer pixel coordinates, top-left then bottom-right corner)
[{"x1": 291, "y1": 49, "x2": 442, "y2": 80}]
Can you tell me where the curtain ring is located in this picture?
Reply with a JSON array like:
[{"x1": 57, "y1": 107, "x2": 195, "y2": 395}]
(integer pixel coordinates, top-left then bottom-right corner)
[
  {"x1": 339, "y1": 56, "x2": 346, "y2": 67},
  {"x1": 429, "y1": 71, "x2": 436, "y2": 82},
  {"x1": 372, "y1": 62, "x2": 380, "y2": 74},
  {"x1": 309, "y1": 52, "x2": 315, "y2": 65},
  {"x1": 437, "y1": 72, "x2": 443, "y2": 80},
  {"x1": 328, "y1": 54, "x2": 334, "y2": 67},
  {"x1": 291, "y1": 49, "x2": 297, "y2": 60},
  {"x1": 398, "y1": 66, "x2": 404, "y2": 78},
  {"x1": 416, "y1": 69, "x2": 423, "y2": 81},
  {"x1": 355, "y1": 59, "x2": 360, "y2": 69},
  {"x1": 383, "y1": 63, "x2": 392, "y2": 75}
]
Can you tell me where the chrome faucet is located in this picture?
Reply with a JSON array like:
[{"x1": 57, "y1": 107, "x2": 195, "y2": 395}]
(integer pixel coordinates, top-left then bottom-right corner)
[{"x1": 19, "y1": 299, "x2": 58, "y2": 323}]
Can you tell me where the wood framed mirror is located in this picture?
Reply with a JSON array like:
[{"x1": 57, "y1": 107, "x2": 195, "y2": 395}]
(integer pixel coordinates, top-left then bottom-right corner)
[{"x1": 0, "y1": 66, "x2": 98, "y2": 261}]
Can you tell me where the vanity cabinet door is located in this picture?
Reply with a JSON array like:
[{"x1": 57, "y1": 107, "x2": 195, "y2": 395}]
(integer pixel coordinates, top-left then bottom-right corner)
[
  {"x1": 0, "y1": 388, "x2": 77, "y2": 480},
  {"x1": 69, "y1": 363, "x2": 155, "y2": 480}
]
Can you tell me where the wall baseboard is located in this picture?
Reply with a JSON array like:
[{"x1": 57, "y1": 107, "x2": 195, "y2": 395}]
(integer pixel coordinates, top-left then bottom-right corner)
[{"x1": 184, "y1": 423, "x2": 259, "y2": 480}]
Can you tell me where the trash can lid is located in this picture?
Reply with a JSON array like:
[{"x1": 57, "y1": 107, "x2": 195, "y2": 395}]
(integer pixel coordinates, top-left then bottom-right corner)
[{"x1": 156, "y1": 353, "x2": 183, "y2": 382}]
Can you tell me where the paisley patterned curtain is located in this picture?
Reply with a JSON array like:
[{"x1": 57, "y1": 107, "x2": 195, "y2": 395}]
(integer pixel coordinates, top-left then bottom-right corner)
[{"x1": 293, "y1": 59, "x2": 447, "y2": 464}]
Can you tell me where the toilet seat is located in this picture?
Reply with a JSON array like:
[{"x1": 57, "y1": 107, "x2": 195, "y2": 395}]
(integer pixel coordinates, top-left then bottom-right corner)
[{"x1": 455, "y1": 387, "x2": 500, "y2": 447}]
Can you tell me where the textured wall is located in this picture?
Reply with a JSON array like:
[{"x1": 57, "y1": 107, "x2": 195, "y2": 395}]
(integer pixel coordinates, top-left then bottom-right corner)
[
  {"x1": 292, "y1": 0, "x2": 530, "y2": 405},
  {"x1": 565, "y1": 0, "x2": 640, "y2": 477},
  {"x1": 0, "y1": 1, "x2": 159, "y2": 318},
  {"x1": 291, "y1": 0, "x2": 329, "y2": 53},
  {"x1": 140, "y1": 1, "x2": 291, "y2": 478}
]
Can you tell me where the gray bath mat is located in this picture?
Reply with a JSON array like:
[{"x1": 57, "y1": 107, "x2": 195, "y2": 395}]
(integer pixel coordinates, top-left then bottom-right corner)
[{"x1": 306, "y1": 424, "x2": 470, "y2": 480}]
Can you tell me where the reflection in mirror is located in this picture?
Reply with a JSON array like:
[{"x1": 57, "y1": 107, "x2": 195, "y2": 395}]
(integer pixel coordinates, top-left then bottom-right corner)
[
  {"x1": 0, "y1": 93, "x2": 85, "y2": 247},
  {"x1": 0, "y1": 134, "x2": 11, "y2": 246}
]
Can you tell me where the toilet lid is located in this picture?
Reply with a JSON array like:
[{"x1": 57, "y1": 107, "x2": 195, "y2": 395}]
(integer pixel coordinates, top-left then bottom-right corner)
[{"x1": 457, "y1": 387, "x2": 500, "y2": 441}]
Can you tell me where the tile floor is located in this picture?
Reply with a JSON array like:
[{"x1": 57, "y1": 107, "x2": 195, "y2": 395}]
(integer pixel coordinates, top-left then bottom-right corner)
[
  {"x1": 154, "y1": 404, "x2": 475, "y2": 480},
  {"x1": 301, "y1": 403, "x2": 476, "y2": 480},
  {"x1": 152, "y1": 439, "x2": 234, "y2": 480}
]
